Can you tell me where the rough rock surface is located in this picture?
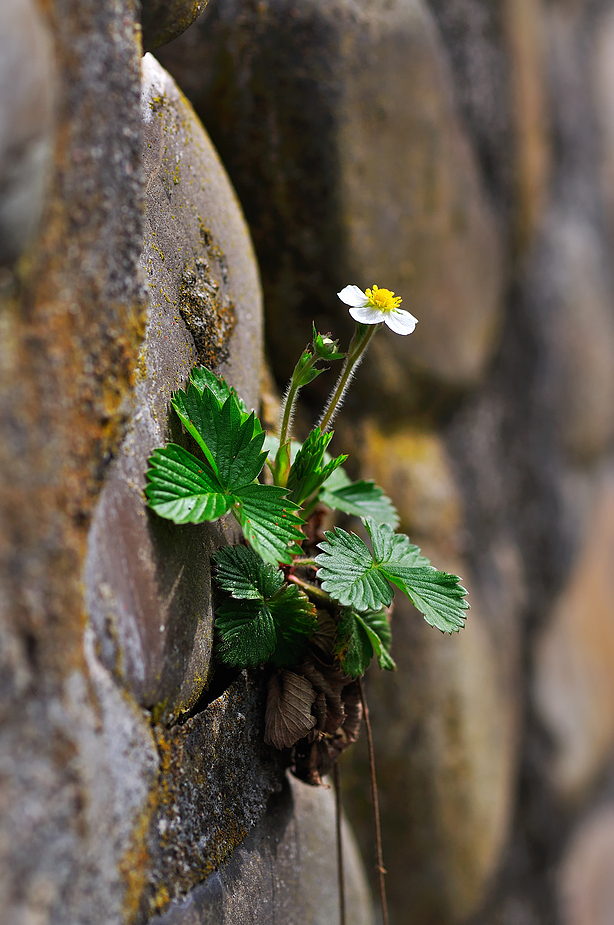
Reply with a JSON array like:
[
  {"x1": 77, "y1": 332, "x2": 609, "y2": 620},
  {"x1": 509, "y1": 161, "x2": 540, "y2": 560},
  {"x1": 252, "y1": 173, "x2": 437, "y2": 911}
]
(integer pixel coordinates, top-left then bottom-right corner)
[
  {"x1": 557, "y1": 804, "x2": 614, "y2": 925},
  {"x1": 0, "y1": 0, "x2": 149, "y2": 920},
  {"x1": 140, "y1": 671, "x2": 287, "y2": 920}
]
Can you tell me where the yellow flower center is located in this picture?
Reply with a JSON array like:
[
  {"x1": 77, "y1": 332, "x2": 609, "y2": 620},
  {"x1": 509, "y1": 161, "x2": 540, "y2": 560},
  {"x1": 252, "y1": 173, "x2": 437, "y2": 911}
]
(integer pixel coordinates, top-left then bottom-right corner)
[{"x1": 365, "y1": 285, "x2": 402, "y2": 313}]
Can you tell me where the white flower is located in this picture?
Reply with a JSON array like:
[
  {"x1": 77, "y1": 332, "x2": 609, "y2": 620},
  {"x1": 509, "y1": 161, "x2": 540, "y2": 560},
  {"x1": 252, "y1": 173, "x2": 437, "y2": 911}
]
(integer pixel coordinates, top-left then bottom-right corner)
[{"x1": 337, "y1": 284, "x2": 418, "y2": 335}]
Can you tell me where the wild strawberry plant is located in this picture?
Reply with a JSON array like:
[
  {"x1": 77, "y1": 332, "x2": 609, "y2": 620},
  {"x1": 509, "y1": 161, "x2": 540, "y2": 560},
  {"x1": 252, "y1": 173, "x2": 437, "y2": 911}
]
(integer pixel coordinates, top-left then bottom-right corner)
[{"x1": 145, "y1": 284, "x2": 469, "y2": 921}]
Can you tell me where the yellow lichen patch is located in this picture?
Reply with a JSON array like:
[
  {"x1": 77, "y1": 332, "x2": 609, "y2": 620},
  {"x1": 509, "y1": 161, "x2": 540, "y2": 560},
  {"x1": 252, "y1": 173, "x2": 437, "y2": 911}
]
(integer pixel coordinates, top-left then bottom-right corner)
[
  {"x1": 152, "y1": 885, "x2": 170, "y2": 913},
  {"x1": 155, "y1": 728, "x2": 174, "y2": 809},
  {"x1": 120, "y1": 787, "x2": 159, "y2": 924}
]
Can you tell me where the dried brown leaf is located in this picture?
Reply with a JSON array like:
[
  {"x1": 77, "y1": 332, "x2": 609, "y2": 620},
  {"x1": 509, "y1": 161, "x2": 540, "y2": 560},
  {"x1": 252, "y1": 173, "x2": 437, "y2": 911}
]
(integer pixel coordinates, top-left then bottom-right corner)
[
  {"x1": 298, "y1": 659, "x2": 346, "y2": 734},
  {"x1": 314, "y1": 691, "x2": 327, "y2": 732},
  {"x1": 311, "y1": 609, "x2": 337, "y2": 658},
  {"x1": 264, "y1": 669, "x2": 317, "y2": 749}
]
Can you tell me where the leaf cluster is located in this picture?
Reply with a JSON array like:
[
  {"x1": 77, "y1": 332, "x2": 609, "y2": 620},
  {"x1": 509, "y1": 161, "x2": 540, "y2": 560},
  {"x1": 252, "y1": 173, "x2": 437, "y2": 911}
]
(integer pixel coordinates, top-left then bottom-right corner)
[
  {"x1": 145, "y1": 369, "x2": 304, "y2": 564},
  {"x1": 146, "y1": 366, "x2": 469, "y2": 687}
]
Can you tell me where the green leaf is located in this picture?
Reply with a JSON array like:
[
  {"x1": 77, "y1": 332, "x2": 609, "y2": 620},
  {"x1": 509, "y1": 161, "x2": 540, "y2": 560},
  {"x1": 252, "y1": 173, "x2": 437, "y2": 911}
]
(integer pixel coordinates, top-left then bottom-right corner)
[
  {"x1": 145, "y1": 444, "x2": 231, "y2": 523},
  {"x1": 366, "y1": 519, "x2": 430, "y2": 568},
  {"x1": 334, "y1": 606, "x2": 395, "y2": 677},
  {"x1": 172, "y1": 383, "x2": 265, "y2": 491},
  {"x1": 268, "y1": 584, "x2": 319, "y2": 666},
  {"x1": 316, "y1": 518, "x2": 469, "y2": 633},
  {"x1": 232, "y1": 483, "x2": 305, "y2": 565},
  {"x1": 215, "y1": 543, "x2": 284, "y2": 600},
  {"x1": 334, "y1": 609, "x2": 376, "y2": 678},
  {"x1": 294, "y1": 346, "x2": 327, "y2": 387},
  {"x1": 263, "y1": 435, "x2": 301, "y2": 466},
  {"x1": 359, "y1": 608, "x2": 396, "y2": 670},
  {"x1": 215, "y1": 599, "x2": 277, "y2": 667},
  {"x1": 286, "y1": 428, "x2": 347, "y2": 506},
  {"x1": 316, "y1": 527, "x2": 394, "y2": 611},
  {"x1": 320, "y1": 467, "x2": 399, "y2": 527},
  {"x1": 215, "y1": 406, "x2": 266, "y2": 491},
  {"x1": 214, "y1": 546, "x2": 317, "y2": 667},
  {"x1": 265, "y1": 440, "x2": 398, "y2": 526},
  {"x1": 146, "y1": 370, "x2": 305, "y2": 563},
  {"x1": 189, "y1": 366, "x2": 261, "y2": 431},
  {"x1": 190, "y1": 366, "x2": 243, "y2": 411},
  {"x1": 171, "y1": 383, "x2": 221, "y2": 475},
  {"x1": 174, "y1": 387, "x2": 266, "y2": 491},
  {"x1": 146, "y1": 443, "x2": 302, "y2": 564},
  {"x1": 384, "y1": 566, "x2": 469, "y2": 633}
]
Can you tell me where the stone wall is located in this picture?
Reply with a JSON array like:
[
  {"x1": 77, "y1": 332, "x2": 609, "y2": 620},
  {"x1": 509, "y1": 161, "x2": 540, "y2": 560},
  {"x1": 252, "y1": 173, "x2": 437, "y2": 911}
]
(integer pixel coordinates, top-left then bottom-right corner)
[{"x1": 3, "y1": 0, "x2": 614, "y2": 923}]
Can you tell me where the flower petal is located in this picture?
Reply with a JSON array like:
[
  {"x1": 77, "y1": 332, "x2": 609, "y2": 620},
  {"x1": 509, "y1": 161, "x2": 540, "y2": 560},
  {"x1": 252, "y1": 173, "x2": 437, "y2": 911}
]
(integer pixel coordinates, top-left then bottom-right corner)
[
  {"x1": 384, "y1": 309, "x2": 418, "y2": 335},
  {"x1": 349, "y1": 305, "x2": 385, "y2": 325},
  {"x1": 338, "y1": 285, "x2": 369, "y2": 307}
]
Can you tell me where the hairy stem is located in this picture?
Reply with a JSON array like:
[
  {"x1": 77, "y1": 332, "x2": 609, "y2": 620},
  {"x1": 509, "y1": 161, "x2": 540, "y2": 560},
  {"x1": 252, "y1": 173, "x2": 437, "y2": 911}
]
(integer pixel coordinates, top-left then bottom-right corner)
[
  {"x1": 287, "y1": 574, "x2": 333, "y2": 607},
  {"x1": 278, "y1": 355, "x2": 318, "y2": 448},
  {"x1": 318, "y1": 324, "x2": 379, "y2": 432},
  {"x1": 358, "y1": 677, "x2": 389, "y2": 925}
]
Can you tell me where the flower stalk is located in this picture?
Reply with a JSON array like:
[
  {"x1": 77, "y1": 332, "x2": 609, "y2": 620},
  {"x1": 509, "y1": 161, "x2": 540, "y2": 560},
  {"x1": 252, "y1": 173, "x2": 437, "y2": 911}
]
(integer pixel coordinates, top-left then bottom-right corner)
[{"x1": 318, "y1": 322, "x2": 379, "y2": 432}]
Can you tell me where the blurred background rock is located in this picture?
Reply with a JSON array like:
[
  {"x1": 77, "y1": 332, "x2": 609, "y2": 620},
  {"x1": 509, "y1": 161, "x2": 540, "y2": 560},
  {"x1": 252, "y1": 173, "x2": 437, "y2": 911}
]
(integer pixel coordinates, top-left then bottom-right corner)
[{"x1": 3, "y1": 0, "x2": 614, "y2": 923}]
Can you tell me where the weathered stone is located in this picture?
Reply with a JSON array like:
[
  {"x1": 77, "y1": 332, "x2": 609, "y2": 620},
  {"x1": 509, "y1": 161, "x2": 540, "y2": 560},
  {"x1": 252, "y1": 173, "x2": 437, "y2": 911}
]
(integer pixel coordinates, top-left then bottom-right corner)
[
  {"x1": 0, "y1": 0, "x2": 56, "y2": 266},
  {"x1": 427, "y1": 0, "x2": 515, "y2": 217},
  {"x1": 593, "y1": 6, "x2": 614, "y2": 248},
  {"x1": 85, "y1": 54, "x2": 263, "y2": 722},
  {"x1": 522, "y1": 211, "x2": 614, "y2": 465},
  {"x1": 557, "y1": 805, "x2": 614, "y2": 925},
  {"x1": 141, "y1": 671, "x2": 286, "y2": 919},
  {"x1": 157, "y1": 0, "x2": 504, "y2": 413},
  {"x1": 151, "y1": 772, "x2": 375, "y2": 925},
  {"x1": 0, "y1": 626, "x2": 159, "y2": 925},
  {"x1": 140, "y1": 53, "x2": 262, "y2": 409},
  {"x1": 141, "y1": 0, "x2": 211, "y2": 54},
  {"x1": 533, "y1": 468, "x2": 614, "y2": 802},
  {"x1": 0, "y1": 1, "x2": 148, "y2": 921},
  {"x1": 503, "y1": 0, "x2": 550, "y2": 249}
]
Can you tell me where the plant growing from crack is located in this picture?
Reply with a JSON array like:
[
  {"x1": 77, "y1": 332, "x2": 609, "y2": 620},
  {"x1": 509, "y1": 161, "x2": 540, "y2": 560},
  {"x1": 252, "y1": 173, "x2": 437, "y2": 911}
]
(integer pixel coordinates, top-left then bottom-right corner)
[{"x1": 145, "y1": 285, "x2": 469, "y2": 923}]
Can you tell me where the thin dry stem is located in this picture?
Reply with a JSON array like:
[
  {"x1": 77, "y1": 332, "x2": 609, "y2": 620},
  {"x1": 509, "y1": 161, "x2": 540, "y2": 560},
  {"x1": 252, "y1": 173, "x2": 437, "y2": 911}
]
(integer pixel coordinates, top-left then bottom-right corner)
[
  {"x1": 333, "y1": 761, "x2": 346, "y2": 925},
  {"x1": 358, "y1": 677, "x2": 389, "y2": 925}
]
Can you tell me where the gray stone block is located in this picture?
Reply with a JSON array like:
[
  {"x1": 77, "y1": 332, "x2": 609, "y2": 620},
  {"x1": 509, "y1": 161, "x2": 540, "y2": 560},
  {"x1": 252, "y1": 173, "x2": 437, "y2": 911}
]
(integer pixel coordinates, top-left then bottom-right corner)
[
  {"x1": 151, "y1": 772, "x2": 375, "y2": 925},
  {"x1": 85, "y1": 55, "x2": 263, "y2": 723},
  {"x1": 158, "y1": 0, "x2": 504, "y2": 418},
  {"x1": 0, "y1": 0, "x2": 55, "y2": 266}
]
